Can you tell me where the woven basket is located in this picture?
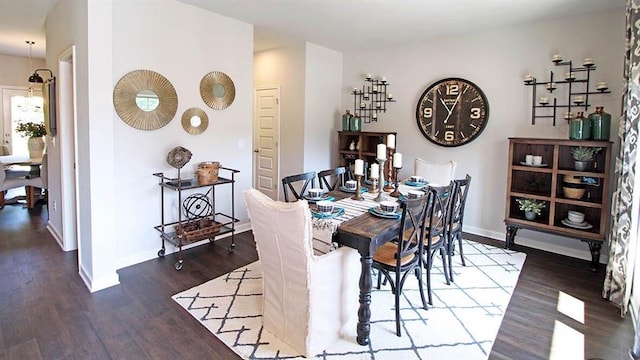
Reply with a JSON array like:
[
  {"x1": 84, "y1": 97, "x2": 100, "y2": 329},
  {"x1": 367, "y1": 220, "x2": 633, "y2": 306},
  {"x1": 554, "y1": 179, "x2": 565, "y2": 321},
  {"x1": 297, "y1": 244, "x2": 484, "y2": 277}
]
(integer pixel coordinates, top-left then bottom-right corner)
[
  {"x1": 176, "y1": 218, "x2": 223, "y2": 243},
  {"x1": 197, "y1": 161, "x2": 220, "y2": 184},
  {"x1": 563, "y1": 187, "x2": 585, "y2": 199}
]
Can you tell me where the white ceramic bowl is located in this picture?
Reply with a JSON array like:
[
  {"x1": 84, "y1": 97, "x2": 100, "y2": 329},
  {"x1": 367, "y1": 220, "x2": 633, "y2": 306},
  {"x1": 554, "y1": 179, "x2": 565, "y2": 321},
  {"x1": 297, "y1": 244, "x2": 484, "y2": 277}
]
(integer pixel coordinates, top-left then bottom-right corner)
[
  {"x1": 380, "y1": 200, "x2": 398, "y2": 214},
  {"x1": 345, "y1": 180, "x2": 357, "y2": 190},
  {"x1": 308, "y1": 188, "x2": 323, "y2": 199},
  {"x1": 316, "y1": 200, "x2": 334, "y2": 214},
  {"x1": 567, "y1": 211, "x2": 585, "y2": 223},
  {"x1": 410, "y1": 175, "x2": 424, "y2": 183},
  {"x1": 407, "y1": 190, "x2": 424, "y2": 199}
]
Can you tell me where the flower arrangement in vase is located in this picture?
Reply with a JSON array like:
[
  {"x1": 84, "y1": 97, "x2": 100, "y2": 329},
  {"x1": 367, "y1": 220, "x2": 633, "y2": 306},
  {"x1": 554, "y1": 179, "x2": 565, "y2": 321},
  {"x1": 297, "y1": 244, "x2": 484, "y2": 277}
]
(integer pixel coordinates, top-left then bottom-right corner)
[
  {"x1": 15, "y1": 121, "x2": 46, "y2": 159},
  {"x1": 516, "y1": 198, "x2": 546, "y2": 220}
]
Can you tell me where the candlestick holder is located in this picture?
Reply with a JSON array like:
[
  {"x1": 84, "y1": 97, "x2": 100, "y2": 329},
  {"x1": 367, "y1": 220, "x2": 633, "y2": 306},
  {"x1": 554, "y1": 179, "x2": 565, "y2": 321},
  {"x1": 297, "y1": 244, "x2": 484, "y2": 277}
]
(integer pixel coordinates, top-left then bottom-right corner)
[
  {"x1": 370, "y1": 177, "x2": 378, "y2": 194},
  {"x1": 352, "y1": 174, "x2": 364, "y2": 201},
  {"x1": 390, "y1": 166, "x2": 402, "y2": 198},
  {"x1": 384, "y1": 148, "x2": 395, "y2": 192},
  {"x1": 375, "y1": 158, "x2": 387, "y2": 202}
]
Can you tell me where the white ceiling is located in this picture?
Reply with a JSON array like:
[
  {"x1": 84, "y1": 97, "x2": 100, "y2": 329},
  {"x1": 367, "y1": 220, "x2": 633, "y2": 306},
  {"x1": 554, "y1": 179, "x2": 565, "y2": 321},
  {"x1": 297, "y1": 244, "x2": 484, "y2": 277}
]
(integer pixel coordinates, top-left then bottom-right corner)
[{"x1": 0, "y1": 0, "x2": 626, "y2": 58}]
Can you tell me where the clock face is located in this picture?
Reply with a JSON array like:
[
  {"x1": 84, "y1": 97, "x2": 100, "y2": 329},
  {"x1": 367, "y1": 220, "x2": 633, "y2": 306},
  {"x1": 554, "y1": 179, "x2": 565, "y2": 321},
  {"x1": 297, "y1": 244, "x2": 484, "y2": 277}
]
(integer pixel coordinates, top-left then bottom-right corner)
[{"x1": 416, "y1": 78, "x2": 489, "y2": 147}]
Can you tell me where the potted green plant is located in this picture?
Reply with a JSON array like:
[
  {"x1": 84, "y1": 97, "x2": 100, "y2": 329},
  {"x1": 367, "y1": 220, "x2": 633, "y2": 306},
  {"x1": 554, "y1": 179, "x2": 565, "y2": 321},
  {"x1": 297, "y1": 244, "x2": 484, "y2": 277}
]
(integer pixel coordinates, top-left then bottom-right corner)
[
  {"x1": 570, "y1": 146, "x2": 601, "y2": 171},
  {"x1": 15, "y1": 121, "x2": 46, "y2": 159},
  {"x1": 516, "y1": 198, "x2": 546, "y2": 220}
]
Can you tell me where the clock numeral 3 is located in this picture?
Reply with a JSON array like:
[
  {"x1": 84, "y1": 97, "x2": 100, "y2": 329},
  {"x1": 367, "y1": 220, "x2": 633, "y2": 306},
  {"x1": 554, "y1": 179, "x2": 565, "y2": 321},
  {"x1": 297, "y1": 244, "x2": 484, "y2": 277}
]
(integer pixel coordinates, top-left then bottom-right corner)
[{"x1": 470, "y1": 107, "x2": 481, "y2": 119}]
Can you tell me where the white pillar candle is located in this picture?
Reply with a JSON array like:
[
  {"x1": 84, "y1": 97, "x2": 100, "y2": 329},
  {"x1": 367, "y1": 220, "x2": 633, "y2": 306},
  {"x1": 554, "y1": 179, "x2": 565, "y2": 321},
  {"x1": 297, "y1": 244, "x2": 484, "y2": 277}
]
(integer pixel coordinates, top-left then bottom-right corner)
[
  {"x1": 360, "y1": 102, "x2": 365, "y2": 108},
  {"x1": 553, "y1": 54, "x2": 562, "y2": 62},
  {"x1": 354, "y1": 159, "x2": 364, "y2": 176},
  {"x1": 381, "y1": 76, "x2": 386, "y2": 82},
  {"x1": 377, "y1": 144, "x2": 387, "y2": 160},
  {"x1": 393, "y1": 152, "x2": 403, "y2": 168},
  {"x1": 366, "y1": 73, "x2": 372, "y2": 79},
  {"x1": 387, "y1": 93, "x2": 393, "y2": 99},
  {"x1": 387, "y1": 134, "x2": 395, "y2": 149},
  {"x1": 370, "y1": 163, "x2": 379, "y2": 179}
]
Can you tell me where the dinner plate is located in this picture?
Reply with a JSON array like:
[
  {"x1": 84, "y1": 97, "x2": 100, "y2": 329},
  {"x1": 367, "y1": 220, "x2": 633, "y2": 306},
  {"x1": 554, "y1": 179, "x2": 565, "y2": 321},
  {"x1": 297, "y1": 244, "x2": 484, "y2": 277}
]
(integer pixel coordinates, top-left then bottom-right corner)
[
  {"x1": 339, "y1": 186, "x2": 369, "y2": 194},
  {"x1": 519, "y1": 162, "x2": 548, "y2": 167},
  {"x1": 561, "y1": 219, "x2": 593, "y2": 230},
  {"x1": 310, "y1": 207, "x2": 345, "y2": 219},
  {"x1": 404, "y1": 180, "x2": 428, "y2": 187},
  {"x1": 303, "y1": 194, "x2": 335, "y2": 203},
  {"x1": 368, "y1": 207, "x2": 401, "y2": 219}
]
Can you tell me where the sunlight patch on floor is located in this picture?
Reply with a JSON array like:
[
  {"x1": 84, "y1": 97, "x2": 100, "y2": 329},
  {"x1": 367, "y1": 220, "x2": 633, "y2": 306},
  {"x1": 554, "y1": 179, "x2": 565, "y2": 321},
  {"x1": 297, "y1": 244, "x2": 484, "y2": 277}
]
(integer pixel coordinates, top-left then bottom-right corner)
[{"x1": 557, "y1": 291, "x2": 585, "y2": 324}]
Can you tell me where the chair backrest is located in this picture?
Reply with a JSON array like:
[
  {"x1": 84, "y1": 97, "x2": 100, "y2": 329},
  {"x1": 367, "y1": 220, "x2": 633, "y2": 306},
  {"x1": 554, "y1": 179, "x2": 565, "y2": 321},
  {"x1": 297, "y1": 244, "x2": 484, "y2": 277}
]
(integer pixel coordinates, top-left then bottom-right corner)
[
  {"x1": 397, "y1": 195, "x2": 430, "y2": 268},
  {"x1": 242, "y1": 188, "x2": 313, "y2": 348},
  {"x1": 424, "y1": 182, "x2": 455, "y2": 246},
  {"x1": 0, "y1": 163, "x2": 31, "y2": 192},
  {"x1": 414, "y1": 158, "x2": 457, "y2": 186},
  {"x1": 318, "y1": 167, "x2": 346, "y2": 191},
  {"x1": 281, "y1": 171, "x2": 317, "y2": 202},
  {"x1": 40, "y1": 153, "x2": 48, "y2": 189},
  {"x1": 450, "y1": 174, "x2": 472, "y2": 227},
  {"x1": 0, "y1": 145, "x2": 10, "y2": 155}
]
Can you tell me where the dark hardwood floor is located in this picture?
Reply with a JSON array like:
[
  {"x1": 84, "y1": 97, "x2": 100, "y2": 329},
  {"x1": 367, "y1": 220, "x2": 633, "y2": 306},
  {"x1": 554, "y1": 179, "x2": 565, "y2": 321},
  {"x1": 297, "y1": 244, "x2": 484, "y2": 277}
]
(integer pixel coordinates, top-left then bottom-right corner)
[{"x1": 0, "y1": 203, "x2": 634, "y2": 359}]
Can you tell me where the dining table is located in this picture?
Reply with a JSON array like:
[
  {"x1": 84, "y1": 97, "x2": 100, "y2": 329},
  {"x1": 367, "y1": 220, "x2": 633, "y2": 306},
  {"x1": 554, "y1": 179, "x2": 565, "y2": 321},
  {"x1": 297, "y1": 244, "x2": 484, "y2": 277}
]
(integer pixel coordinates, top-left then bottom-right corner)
[
  {"x1": 310, "y1": 181, "x2": 424, "y2": 346},
  {"x1": 1, "y1": 155, "x2": 43, "y2": 208}
]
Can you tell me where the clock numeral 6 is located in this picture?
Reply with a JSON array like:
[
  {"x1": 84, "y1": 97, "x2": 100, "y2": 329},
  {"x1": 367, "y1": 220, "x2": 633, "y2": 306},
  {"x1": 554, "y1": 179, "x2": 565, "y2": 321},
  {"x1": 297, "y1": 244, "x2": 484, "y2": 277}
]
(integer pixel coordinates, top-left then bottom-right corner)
[
  {"x1": 470, "y1": 107, "x2": 482, "y2": 119},
  {"x1": 446, "y1": 84, "x2": 459, "y2": 96},
  {"x1": 445, "y1": 131, "x2": 455, "y2": 141},
  {"x1": 423, "y1": 107, "x2": 433, "y2": 118}
]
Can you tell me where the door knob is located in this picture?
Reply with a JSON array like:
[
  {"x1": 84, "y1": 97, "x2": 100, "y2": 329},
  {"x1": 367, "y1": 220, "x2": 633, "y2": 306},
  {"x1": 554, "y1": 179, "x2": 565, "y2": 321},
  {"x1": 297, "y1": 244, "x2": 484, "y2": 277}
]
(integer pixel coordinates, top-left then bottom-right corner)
[{"x1": 253, "y1": 149, "x2": 259, "y2": 153}]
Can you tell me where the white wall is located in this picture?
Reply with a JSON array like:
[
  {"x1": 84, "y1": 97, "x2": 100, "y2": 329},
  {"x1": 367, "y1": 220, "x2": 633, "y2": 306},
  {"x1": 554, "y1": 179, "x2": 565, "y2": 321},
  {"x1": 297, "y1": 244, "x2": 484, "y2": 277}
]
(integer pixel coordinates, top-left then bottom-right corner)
[
  {"x1": 111, "y1": 0, "x2": 254, "y2": 268},
  {"x1": 342, "y1": 9, "x2": 625, "y2": 261},
  {"x1": 304, "y1": 42, "x2": 343, "y2": 172},
  {"x1": 0, "y1": 55, "x2": 45, "y2": 87},
  {"x1": 254, "y1": 43, "x2": 306, "y2": 186}
]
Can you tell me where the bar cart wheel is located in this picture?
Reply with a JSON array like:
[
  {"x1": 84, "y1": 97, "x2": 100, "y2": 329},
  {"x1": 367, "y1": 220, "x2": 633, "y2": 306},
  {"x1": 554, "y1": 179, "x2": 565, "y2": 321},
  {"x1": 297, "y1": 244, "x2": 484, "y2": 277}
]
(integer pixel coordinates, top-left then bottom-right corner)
[
  {"x1": 228, "y1": 243, "x2": 235, "y2": 252},
  {"x1": 158, "y1": 248, "x2": 165, "y2": 257},
  {"x1": 175, "y1": 260, "x2": 183, "y2": 271}
]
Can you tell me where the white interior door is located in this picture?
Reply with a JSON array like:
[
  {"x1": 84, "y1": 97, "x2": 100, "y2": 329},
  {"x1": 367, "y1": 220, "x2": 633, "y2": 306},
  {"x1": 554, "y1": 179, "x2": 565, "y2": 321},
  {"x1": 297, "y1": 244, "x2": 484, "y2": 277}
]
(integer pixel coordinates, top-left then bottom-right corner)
[
  {"x1": 1, "y1": 87, "x2": 43, "y2": 156},
  {"x1": 253, "y1": 86, "x2": 280, "y2": 200}
]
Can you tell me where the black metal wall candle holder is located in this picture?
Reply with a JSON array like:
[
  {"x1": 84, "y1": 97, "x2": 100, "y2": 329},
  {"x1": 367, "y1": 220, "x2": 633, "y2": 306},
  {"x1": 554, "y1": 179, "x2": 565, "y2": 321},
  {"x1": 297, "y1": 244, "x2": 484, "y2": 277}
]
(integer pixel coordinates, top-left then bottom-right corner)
[
  {"x1": 352, "y1": 74, "x2": 396, "y2": 123},
  {"x1": 524, "y1": 56, "x2": 610, "y2": 125}
]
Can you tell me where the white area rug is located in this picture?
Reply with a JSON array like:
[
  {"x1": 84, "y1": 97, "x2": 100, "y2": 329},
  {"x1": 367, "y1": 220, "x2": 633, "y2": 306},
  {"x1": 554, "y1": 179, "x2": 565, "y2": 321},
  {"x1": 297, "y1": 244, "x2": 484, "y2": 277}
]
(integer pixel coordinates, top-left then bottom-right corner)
[{"x1": 173, "y1": 240, "x2": 526, "y2": 359}]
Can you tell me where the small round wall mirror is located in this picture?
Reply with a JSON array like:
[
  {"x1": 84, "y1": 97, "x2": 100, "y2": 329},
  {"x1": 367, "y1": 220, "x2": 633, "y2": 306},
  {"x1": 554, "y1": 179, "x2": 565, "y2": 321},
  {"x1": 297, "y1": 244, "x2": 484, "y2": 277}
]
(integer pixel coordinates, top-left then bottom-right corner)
[
  {"x1": 136, "y1": 89, "x2": 159, "y2": 111},
  {"x1": 200, "y1": 71, "x2": 235, "y2": 110},
  {"x1": 181, "y1": 107, "x2": 209, "y2": 135},
  {"x1": 113, "y1": 69, "x2": 178, "y2": 130}
]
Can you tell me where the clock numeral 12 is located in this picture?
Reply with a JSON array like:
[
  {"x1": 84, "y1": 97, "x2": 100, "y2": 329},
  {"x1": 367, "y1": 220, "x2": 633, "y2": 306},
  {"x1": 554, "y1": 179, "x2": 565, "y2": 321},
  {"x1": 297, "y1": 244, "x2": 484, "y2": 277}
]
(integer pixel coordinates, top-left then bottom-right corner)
[{"x1": 446, "y1": 84, "x2": 459, "y2": 95}]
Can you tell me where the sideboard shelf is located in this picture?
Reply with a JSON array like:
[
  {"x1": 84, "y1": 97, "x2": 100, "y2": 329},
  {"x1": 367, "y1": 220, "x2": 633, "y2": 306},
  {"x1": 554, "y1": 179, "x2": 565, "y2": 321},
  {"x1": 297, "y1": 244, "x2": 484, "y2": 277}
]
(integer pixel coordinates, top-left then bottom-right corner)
[{"x1": 504, "y1": 137, "x2": 612, "y2": 270}]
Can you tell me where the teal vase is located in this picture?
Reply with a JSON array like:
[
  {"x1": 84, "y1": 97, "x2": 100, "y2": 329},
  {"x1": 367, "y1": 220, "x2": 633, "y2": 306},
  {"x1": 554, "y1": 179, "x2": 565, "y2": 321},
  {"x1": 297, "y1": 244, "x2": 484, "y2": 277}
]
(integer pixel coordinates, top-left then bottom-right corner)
[
  {"x1": 569, "y1": 112, "x2": 590, "y2": 140},
  {"x1": 342, "y1": 110, "x2": 352, "y2": 131},
  {"x1": 350, "y1": 113, "x2": 362, "y2": 132},
  {"x1": 589, "y1": 106, "x2": 611, "y2": 140}
]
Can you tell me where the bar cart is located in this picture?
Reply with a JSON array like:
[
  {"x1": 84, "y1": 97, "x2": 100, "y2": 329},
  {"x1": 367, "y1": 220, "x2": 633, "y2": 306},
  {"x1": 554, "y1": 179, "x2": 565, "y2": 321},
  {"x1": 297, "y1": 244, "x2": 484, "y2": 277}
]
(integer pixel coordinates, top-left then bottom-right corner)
[{"x1": 153, "y1": 166, "x2": 239, "y2": 270}]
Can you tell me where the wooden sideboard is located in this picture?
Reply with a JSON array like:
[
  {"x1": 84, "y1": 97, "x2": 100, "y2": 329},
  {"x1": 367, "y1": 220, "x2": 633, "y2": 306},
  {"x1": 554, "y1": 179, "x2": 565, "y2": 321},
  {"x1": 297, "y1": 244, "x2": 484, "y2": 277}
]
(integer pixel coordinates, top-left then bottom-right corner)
[
  {"x1": 504, "y1": 137, "x2": 612, "y2": 270},
  {"x1": 337, "y1": 131, "x2": 396, "y2": 179}
]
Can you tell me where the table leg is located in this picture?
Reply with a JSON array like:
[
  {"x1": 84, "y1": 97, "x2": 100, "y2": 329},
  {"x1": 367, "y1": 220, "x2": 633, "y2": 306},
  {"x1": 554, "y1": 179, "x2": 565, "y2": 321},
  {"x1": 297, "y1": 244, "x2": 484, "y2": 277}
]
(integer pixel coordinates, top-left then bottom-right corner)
[{"x1": 356, "y1": 254, "x2": 372, "y2": 345}]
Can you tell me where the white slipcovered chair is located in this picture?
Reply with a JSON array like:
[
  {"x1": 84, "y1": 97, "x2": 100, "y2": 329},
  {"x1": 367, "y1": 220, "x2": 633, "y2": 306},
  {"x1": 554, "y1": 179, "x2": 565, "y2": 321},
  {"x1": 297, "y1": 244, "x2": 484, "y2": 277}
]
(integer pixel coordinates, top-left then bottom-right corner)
[
  {"x1": 243, "y1": 188, "x2": 360, "y2": 357},
  {"x1": 0, "y1": 164, "x2": 31, "y2": 209},
  {"x1": 414, "y1": 158, "x2": 457, "y2": 186},
  {"x1": 25, "y1": 153, "x2": 48, "y2": 207}
]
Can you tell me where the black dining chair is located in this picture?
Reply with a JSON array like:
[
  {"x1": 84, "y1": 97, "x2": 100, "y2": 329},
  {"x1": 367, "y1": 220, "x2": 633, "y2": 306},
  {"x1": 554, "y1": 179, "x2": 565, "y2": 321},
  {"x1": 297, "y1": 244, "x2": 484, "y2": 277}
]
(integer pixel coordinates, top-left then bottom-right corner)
[
  {"x1": 318, "y1": 167, "x2": 346, "y2": 191},
  {"x1": 422, "y1": 182, "x2": 455, "y2": 305},
  {"x1": 447, "y1": 174, "x2": 472, "y2": 282},
  {"x1": 281, "y1": 171, "x2": 317, "y2": 202},
  {"x1": 373, "y1": 195, "x2": 429, "y2": 337}
]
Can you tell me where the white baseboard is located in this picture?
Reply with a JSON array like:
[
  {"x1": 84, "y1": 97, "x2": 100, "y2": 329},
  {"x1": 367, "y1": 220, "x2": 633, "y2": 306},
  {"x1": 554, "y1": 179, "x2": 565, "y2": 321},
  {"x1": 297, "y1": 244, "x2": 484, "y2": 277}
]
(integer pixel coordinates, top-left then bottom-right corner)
[
  {"x1": 117, "y1": 222, "x2": 253, "y2": 270},
  {"x1": 78, "y1": 262, "x2": 120, "y2": 293},
  {"x1": 464, "y1": 225, "x2": 608, "y2": 264}
]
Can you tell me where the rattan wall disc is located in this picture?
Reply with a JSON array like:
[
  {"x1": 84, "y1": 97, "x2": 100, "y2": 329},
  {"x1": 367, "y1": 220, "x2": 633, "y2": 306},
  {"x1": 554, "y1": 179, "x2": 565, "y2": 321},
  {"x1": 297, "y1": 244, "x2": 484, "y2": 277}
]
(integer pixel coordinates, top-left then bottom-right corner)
[
  {"x1": 199, "y1": 71, "x2": 235, "y2": 110},
  {"x1": 113, "y1": 69, "x2": 178, "y2": 130},
  {"x1": 181, "y1": 107, "x2": 209, "y2": 135}
]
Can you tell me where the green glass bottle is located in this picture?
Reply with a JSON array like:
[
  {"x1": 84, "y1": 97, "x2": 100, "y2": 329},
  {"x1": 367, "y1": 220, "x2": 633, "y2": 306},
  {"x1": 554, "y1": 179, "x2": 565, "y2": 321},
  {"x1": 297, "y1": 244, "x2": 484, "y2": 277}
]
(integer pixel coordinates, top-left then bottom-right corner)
[
  {"x1": 589, "y1": 106, "x2": 611, "y2": 140},
  {"x1": 342, "y1": 110, "x2": 352, "y2": 131},
  {"x1": 350, "y1": 112, "x2": 362, "y2": 132},
  {"x1": 569, "y1": 112, "x2": 590, "y2": 140}
]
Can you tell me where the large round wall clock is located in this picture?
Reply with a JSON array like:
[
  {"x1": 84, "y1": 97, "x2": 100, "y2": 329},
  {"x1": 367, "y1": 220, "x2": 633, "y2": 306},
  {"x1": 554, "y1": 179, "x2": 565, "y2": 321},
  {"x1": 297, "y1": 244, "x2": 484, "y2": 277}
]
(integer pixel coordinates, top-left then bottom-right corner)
[{"x1": 416, "y1": 77, "x2": 489, "y2": 147}]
